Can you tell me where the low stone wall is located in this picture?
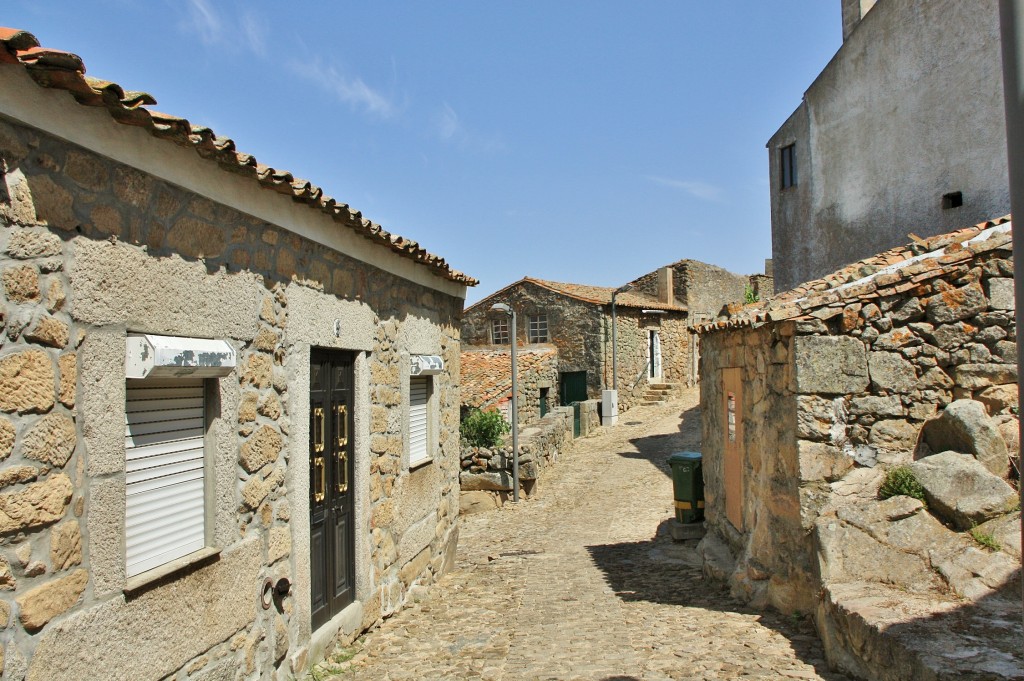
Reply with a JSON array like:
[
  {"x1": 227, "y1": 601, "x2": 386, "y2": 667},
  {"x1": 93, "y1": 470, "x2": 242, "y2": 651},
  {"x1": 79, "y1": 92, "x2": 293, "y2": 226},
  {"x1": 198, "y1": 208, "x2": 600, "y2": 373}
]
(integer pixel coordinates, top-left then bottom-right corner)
[
  {"x1": 459, "y1": 406, "x2": 575, "y2": 513},
  {"x1": 698, "y1": 225, "x2": 1022, "y2": 679}
]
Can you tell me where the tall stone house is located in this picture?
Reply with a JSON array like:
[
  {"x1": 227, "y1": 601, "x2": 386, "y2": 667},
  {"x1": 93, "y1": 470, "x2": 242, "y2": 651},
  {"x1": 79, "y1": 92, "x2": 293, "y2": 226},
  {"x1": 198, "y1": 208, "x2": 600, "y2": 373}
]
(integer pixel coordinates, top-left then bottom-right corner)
[
  {"x1": 462, "y1": 261, "x2": 751, "y2": 415},
  {"x1": 769, "y1": 0, "x2": 1009, "y2": 291},
  {"x1": 0, "y1": 27, "x2": 476, "y2": 679},
  {"x1": 695, "y1": 216, "x2": 1020, "y2": 679}
]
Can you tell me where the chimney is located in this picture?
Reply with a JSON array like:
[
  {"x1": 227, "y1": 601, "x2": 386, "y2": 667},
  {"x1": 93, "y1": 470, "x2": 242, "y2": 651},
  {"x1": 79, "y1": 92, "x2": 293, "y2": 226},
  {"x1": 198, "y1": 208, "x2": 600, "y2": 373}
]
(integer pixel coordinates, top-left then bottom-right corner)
[{"x1": 657, "y1": 267, "x2": 674, "y2": 306}]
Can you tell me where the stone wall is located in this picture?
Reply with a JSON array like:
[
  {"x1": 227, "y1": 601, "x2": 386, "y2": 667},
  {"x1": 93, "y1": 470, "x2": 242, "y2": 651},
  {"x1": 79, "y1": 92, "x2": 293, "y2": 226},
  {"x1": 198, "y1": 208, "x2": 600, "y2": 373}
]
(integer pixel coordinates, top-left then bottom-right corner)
[
  {"x1": 698, "y1": 227, "x2": 1020, "y2": 677},
  {"x1": 629, "y1": 260, "x2": 751, "y2": 318},
  {"x1": 697, "y1": 321, "x2": 806, "y2": 612},
  {"x1": 459, "y1": 406, "x2": 575, "y2": 512},
  {"x1": 0, "y1": 113, "x2": 464, "y2": 679}
]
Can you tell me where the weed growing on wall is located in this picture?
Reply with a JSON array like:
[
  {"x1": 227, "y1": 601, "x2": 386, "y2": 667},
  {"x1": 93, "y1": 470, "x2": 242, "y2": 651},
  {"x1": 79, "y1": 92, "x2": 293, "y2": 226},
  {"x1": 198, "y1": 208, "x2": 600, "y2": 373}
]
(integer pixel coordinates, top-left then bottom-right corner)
[
  {"x1": 878, "y1": 466, "x2": 927, "y2": 503},
  {"x1": 461, "y1": 408, "x2": 511, "y2": 448}
]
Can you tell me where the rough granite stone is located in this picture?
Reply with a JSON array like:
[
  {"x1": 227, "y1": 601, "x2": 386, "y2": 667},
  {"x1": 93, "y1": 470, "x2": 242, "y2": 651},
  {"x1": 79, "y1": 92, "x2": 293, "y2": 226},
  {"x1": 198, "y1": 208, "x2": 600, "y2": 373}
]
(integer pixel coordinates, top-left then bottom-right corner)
[
  {"x1": 7, "y1": 231, "x2": 62, "y2": 259},
  {"x1": 239, "y1": 425, "x2": 283, "y2": 474},
  {"x1": 50, "y1": 522, "x2": 83, "y2": 571},
  {"x1": 926, "y1": 282, "x2": 988, "y2": 323},
  {"x1": 793, "y1": 336, "x2": 869, "y2": 394},
  {"x1": 910, "y1": 451, "x2": 1019, "y2": 530},
  {"x1": 867, "y1": 352, "x2": 917, "y2": 393},
  {"x1": 0, "y1": 474, "x2": 72, "y2": 535},
  {"x1": 955, "y1": 363, "x2": 1018, "y2": 390},
  {"x1": 0, "y1": 418, "x2": 14, "y2": 461},
  {"x1": 16, "y1": 568, "x2": 88, "y2": 632},
  {"x1": 0, "y1": 349, "x2": 55, "y2": 414},
  {"x1": 22, "y1": 414, "x2": 76, "y2": 467},
  {"x1": 986, "y1": 278, "x2": 1015, "y2": 312},
  {"x1": 920, "y1": 399, "x2": 1010, "y2": 477},
  {"x1": 459, "y1": 471, "x2": 513, "y2": 492},
  {"x1": 3, "y1": 265, "x2": 40, "y2": 302},
  {"x1": 977, "y1": 385, "x2": 1019, "y2": 415},
  {"x1": 25, "y1": 316, "x2": 69, "y2": 349},
  {"x1": 57, "y1": 353, "x2": 76, "y2": 408}
]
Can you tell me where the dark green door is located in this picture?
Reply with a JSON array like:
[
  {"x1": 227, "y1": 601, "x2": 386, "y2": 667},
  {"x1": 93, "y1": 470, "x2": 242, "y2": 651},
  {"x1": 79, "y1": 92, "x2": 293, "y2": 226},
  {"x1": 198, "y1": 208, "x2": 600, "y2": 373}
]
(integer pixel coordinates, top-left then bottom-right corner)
[
  {"x1": 559, "y1": 371, "x2": 587, "y2": 405},
  {"x1": 539, "y1": 388, "x2": 549, "y2": 418}
]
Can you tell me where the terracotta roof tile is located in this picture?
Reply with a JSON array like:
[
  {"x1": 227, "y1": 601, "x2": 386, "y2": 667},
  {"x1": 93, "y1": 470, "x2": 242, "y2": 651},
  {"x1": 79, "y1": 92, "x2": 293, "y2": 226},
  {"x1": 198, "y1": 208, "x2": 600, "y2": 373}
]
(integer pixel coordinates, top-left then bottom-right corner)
[
  {"x1": 465, "y1": 276, "x2": 687, "y2": 314},
  {"x1": 0, "y1": 27, "x2": 476, "y2": 286},
  {"x1": 460, "y1": 345, "x2": 557, "y2": 408},
  {"x1": 695, "y1": 216, "x2": 1012, "y2": 334}
]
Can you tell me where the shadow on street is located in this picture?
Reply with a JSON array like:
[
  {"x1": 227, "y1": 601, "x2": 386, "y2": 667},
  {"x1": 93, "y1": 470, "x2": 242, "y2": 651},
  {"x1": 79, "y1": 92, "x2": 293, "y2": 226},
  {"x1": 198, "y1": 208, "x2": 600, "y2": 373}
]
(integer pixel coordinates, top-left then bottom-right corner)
[
  {"x1": 586, "y1": 522, "x2": 849, "y2": 680},
  {"x1": 619, "y1": 402, "x2": 702, "y2": 479}
]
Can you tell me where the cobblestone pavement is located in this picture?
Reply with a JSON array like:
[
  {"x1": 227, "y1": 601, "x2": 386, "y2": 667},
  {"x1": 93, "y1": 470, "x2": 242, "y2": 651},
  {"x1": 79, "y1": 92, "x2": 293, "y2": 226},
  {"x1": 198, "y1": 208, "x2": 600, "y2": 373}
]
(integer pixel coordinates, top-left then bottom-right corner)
[{"x1": 322, "y1": 389, "x2": 850, "y2": 680}]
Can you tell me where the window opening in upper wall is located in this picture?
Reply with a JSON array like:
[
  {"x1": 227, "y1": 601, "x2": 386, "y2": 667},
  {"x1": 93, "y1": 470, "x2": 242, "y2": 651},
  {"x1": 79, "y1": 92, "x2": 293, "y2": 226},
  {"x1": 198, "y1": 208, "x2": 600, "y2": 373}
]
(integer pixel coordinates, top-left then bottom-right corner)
[{"x1": 780, "y1": 143, "x2": 797, "y2": 189}]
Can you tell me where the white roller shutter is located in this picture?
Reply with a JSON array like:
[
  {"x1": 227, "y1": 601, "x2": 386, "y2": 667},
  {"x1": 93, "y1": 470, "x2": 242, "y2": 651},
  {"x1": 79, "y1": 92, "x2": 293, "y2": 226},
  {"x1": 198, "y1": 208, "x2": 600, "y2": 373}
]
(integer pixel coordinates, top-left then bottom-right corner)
[
  {"x1": 409, "y1": 378, "x2": 429, "y2": 465},
  {"x1": 125, "y1": 378, "x2": 206, "y2": 578}
]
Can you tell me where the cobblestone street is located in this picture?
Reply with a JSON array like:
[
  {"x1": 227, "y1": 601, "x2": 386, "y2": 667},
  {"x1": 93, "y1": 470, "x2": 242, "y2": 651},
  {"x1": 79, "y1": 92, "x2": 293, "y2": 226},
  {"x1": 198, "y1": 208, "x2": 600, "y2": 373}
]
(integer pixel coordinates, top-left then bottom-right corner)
[{"x1": 322, "y1": 389, "x2": 849, "y2": 680}]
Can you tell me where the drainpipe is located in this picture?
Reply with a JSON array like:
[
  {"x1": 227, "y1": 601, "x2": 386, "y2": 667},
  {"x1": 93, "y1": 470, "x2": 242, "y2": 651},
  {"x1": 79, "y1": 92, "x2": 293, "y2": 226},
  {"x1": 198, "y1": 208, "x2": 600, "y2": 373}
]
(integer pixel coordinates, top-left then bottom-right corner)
[
  {"x1": 997, "y1": 0, "x2": 1024, "y2": 617},
  {"x1": 605, "y1": 284, "x2": 633, "y2": 427},
  {"x1": 491, "y1": 303, "x2": 519, "y2": 502}
]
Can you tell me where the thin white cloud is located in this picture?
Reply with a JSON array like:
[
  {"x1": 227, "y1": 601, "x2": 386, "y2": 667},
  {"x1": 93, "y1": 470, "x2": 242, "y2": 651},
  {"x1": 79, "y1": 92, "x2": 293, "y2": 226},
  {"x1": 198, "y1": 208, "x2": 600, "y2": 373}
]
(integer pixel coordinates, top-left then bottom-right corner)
[
  {"x1": 240, "y1": 10, "x2": 267, "y2": 57},
  {"x1": 184, "y1": 0, "x2": 222, "y2": 45},
  {"x1": 437, "y1": 103, "x2": 460, "y2": 141},
  {"x1": 434, "y1": 102, "x2": 504, "y2": 153},
  {"x1": 647, "y1": 175, "x2": 725, "y2": 202},
  {"x1": 289, "y1": 58, "x2": 397, "y2": 119}
]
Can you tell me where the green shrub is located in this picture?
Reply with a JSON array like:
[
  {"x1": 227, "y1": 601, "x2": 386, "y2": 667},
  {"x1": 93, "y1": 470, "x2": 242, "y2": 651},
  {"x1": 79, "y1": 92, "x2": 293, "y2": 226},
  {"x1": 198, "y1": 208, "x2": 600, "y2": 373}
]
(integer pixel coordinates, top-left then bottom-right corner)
[
  {"x1": 461, "y1": 408, "x2": 510, "y2": 448},
  {"x1": 744, "y1": 284, "x2": 759, "y2": 304},
  {"x1": 878, "y1": 466, "x2": 927, "y2": 503}
]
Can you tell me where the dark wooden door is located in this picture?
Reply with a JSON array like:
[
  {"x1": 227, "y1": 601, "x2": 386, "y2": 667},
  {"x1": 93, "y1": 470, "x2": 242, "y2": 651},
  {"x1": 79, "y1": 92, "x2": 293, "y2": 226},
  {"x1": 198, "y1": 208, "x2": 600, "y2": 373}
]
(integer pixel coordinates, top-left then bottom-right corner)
[{"x1": 310, "y1": 349, "x2": 355, "y2": 630}]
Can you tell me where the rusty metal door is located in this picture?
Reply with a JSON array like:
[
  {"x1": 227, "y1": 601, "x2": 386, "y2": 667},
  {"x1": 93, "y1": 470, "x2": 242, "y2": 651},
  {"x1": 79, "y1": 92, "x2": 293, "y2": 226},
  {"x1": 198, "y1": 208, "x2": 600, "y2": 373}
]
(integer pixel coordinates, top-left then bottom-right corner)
[
  {"x1": 722, "y1": 367, "x2": 744, "y2": 531},
  {"x1": 310, "y1": 349, "x2": 355, "y2": 630}
]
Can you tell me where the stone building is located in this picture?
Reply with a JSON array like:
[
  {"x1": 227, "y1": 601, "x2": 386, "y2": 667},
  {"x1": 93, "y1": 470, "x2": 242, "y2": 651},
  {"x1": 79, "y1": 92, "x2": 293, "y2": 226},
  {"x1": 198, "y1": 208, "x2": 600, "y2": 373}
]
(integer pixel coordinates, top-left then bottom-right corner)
[
  {"x1": 460, "y1": 344, "x2": 558, "y2": 426},
  {"x1": 628, "y1": 259, "x2": 756, "y2": 325},
  {"x1": 462, "y1": 275, "x2": 689, "y2": 415},
  {"x1": 769, "y1": 0, "x2": 1009, "y2": 291},
  {"x1": 0, "y1": 27, "x2": 475, "y2": 680},
  {"x1": 695, "y1": 216, "x2": 1021, "y2": 679}
]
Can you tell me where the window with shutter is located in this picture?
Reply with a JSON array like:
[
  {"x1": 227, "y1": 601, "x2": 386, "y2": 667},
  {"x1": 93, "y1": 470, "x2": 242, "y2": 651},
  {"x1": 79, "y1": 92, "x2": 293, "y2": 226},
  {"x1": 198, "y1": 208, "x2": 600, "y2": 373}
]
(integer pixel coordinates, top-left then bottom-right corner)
[
  {"x1": 125, "y1": 378, "x2": 207, "y2": 578},
  {"x1": 409, "y1": 377, "x2": 430, "y2": 466}
]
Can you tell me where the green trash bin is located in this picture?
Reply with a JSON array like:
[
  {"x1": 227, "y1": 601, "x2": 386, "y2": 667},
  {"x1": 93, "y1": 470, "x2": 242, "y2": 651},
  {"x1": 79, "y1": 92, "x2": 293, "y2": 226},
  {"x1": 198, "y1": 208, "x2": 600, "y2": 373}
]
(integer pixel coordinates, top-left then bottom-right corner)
[{"x1": 667, "y1": 451, "x2": 704, "y2": 524}]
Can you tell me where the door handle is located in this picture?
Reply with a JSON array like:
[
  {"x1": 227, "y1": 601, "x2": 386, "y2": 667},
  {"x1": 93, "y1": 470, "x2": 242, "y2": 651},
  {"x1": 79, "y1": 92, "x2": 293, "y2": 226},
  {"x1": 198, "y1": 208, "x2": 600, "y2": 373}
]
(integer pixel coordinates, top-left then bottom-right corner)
[
  {"x1": 336, "y1": 451, "x2": 348, "y2": 494},
  {"x1": 334, "y1": 403, "x2": 349, "y2": 494},
  {"x1": 334, "y1": 404, "x2": 348, "y2": 447},
  {"x1": 313, "y1": 456, "x2": 326, "y2": 503},
  {"x1": 313, "y1": 407, "x2": 325, "y2": 453}
]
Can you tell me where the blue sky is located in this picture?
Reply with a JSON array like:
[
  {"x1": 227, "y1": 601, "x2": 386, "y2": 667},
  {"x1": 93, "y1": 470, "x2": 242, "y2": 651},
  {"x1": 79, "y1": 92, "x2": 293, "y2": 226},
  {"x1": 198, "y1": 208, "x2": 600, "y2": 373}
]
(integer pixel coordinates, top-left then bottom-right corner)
[{"x1": 5, "y1": 2, "x2": 841, "y2": 304}]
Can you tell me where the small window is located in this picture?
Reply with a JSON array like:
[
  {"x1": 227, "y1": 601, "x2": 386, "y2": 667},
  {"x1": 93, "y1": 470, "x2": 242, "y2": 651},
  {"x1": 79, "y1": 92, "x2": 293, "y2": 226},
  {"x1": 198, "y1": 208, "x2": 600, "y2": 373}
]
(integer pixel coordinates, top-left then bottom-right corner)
[
  {"x1": 125, "y1": 377, "x2": 208, "y2": 578},
  {"x1": 528, "y1": 314, "x2": 548, "y2": 343},
  {"x1": 409, "y1": 377, "x2": 432, "y2": 466},
  {"x1": 492, "y1": 317, "x2": 509, "y2": 345},
  {"x1": 780, "y1": 143, "x2": 797, "y2": 189},
  {"x1": 942, "y1": 191, "x2": 963, "y2": 209}
]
